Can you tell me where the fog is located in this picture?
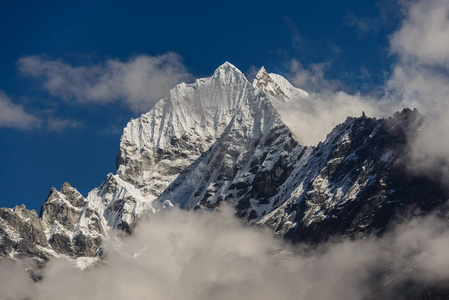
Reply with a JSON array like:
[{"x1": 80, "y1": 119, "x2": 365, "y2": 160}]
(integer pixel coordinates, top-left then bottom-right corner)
[{"x1": 1, "y1": 205, "x2": 449, "y2": 300}]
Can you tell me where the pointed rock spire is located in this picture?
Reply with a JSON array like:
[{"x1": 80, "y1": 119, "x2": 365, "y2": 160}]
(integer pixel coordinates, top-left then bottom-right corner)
[
  {"x1": 253, "y1": 66, "x2": 271, "y2": 89},
  {"x1": 255, "y1": 66, "x2": 268, "y2": 80}
]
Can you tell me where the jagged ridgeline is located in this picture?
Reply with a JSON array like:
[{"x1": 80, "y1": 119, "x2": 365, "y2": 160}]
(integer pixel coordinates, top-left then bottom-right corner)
[{"x1": 1, "y1": 62, "x2": 449, "y2": 267}]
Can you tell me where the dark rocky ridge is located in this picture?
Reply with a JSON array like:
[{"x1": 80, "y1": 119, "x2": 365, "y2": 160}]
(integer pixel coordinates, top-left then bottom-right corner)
[{"x1": 264, "y1": 108, "x2": 449, "y2": 243}]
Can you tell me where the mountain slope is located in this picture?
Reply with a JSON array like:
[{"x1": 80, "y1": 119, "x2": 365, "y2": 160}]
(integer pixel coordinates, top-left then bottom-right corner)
[
  {"x1": 157, "y1": 86, "x2": 309, "y2": 222},
  {"x1": 261, "y1": 108, "x2": 449, "y2": 243}
]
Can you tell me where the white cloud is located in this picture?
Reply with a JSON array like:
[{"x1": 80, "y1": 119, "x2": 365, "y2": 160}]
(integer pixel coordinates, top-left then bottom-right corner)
[
  {"x1": 18, "y1": 53, "x2": 192, "y2": 113},
  {"x1": 0, "y1": 260, "x2": 36, "y2": 299},
  {"x1": 276, "y1": 90, "x2": 395, "y2": 145},
  {"x1": 0, "y1": 91, "x2": 41, "y2": 129},
  {"x1": 390, "y1": 0, "x2": 449, "y2": 66},
  {"x1": 276, "y1": 60, "x2": 398, "y2": 146}
]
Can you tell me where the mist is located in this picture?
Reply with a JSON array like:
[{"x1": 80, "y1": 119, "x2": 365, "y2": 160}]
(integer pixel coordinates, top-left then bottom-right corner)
[{"x1": 2, "y1": 205, "x2": 449, "y2": 300}]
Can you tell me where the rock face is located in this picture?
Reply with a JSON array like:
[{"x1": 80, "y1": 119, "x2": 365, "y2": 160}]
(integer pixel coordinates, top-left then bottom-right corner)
[
  {"x1": 41, "y1": 182, "x2": 103, "y2": 257},
  {"x1": 0, "y1": 182, "x2": 104, "y2": 263},
  {"x1": 260, "y1": 108, "x2": 449, "y2": 243},
  {"x1": 1, "y1": 63, "x2": 448, "y2": 268},
  {"x1": 0, "y1": 205, "x2": 48, "y2": 260}
]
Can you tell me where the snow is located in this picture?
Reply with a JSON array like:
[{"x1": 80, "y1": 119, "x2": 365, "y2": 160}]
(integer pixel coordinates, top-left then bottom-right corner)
[
  {"x1": 46, "y1": 189, "x2": 83, "y2": 212},
  {"x1": 257, "y1": 116, "x2": 390, "y2": 230},
  {"x1": 117, "y1": 61, "x2": 253, "y2": 199},
  {"x1": 46, "y1": 220, "x2": 72, "y2": 240},
  {"x1": 36, "y1": 245, "x2": 59, "y2": 258}
]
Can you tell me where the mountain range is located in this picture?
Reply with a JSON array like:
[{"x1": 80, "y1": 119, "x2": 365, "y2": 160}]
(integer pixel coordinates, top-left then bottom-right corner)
[{"x1": 1, "y1": 62, "x2": 448, "y2": 271}]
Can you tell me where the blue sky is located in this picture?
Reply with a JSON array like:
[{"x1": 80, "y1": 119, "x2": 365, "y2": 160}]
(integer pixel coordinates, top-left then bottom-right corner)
[{"x1": 2, "y1": 0, "x2": 448, "y2": 212}]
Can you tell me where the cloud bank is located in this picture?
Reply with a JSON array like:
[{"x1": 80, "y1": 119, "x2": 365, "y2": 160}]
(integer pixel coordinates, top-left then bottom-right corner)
[
  {"x1": 18, "y1": 53, "x2": 192, "y2": 113},
  {"x1": 2, "y1": 206, "x2": 449, "y2": 300}
]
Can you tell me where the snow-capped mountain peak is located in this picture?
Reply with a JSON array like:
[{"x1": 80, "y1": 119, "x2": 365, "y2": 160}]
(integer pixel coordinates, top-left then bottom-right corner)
[
  {"x1": 215, "y1": 61, "x2": 243, "y2": 75},
  {"x1": 2, "y1": 62, "x2": 448, "y2": 279},
  {"x1": 116, "y1": 63, "x2": 255, "y2": 199}
]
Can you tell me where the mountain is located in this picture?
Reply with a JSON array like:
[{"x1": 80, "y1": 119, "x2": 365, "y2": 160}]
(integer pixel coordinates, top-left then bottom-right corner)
[
  {"x1": 261, "y1": 108, "x2": 449, "y2": 242},
  {"x1": 1, "y1": 62, "x2": 448, "y2": 269}
]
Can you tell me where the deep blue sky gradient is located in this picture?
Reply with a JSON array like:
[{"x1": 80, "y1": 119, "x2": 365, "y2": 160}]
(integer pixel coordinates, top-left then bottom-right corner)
[{"x1": 0, "y1": 0, "x2": 401, "y2": 212}]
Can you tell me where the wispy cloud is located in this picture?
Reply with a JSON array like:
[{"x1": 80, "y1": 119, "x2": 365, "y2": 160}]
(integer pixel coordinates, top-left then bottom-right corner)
[
  {"x1": 344, "y1": 0, "x2": 400, "y2": 36},
  {"x1": 344, "y1": 12, "x2": 379, "y2": 36},
  {"x1": 287, "y1": 59, "x2": 343, "y2": 92},
  {"x1": 46, "y1": 118, "x2": 81, "y2": 132},
  {"x1": 0, "y1": 91, "x2": 41, "y2": 129},
  {"x1": 18, "y1": 53, "x2": 192, "y2": 113},
  {"x1": 284, "y1": 17, "x2": 308, "y2": 55}
]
